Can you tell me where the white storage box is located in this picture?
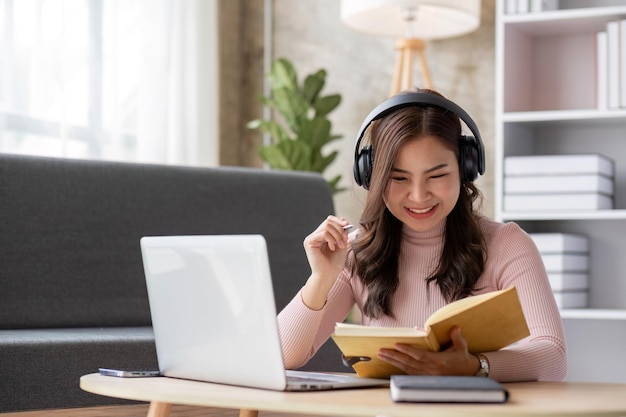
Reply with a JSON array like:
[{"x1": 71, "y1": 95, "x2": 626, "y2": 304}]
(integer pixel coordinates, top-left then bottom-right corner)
[
  {"x1": 504, "y1": 193, "x2": 613, "y2": 211},
  {"x1": 548, "y1": 273, "x2": 589, "y2": 291},
  {"x1": 504, "y1": 154, "x2": 614, "y2": 177},
  {"x1": 529, "y1": 233, "x2": 589, "y2": 253},
  {"x1": 504, "y1": 174, "x2": 613, "y2": 195},
  {"x1": 552, "y1": 291, "x2": 588, "y2": 309},
  {"x1": 541, "y1": 254, "x2": 588, "y2": 272}
]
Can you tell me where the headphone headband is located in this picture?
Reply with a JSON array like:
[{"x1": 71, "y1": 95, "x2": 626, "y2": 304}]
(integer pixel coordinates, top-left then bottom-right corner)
[{"x1": 353, "y1": 93, "x2": 485, "y2": 188}]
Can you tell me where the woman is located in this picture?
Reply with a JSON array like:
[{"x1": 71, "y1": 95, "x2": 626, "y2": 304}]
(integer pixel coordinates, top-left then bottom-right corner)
[{"x1": 277, "y1": 89, "x2": 567, "y2": 382}]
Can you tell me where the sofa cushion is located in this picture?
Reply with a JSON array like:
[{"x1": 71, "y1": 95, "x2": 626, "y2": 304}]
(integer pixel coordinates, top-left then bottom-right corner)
[
  {"x1": 0, "y1": 155, "x2": 334, "y2": 329},
  {"x1": 0, "y1": 327, "x2": 157, "y2": 412}
]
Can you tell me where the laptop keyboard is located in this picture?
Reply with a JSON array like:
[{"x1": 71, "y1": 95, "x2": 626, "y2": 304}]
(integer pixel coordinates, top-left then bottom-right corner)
[
  {"x1": 287, "y1": 374, "x2": 335, "y2": 383},
  {"x1": 284, "y1": 370, "x2": 388, "y2": 391}
]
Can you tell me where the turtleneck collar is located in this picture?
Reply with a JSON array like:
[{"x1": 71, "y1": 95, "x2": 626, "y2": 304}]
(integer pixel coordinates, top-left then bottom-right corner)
[{"x1": 402, "y1": 219, "x2": 446, "y2": 245}]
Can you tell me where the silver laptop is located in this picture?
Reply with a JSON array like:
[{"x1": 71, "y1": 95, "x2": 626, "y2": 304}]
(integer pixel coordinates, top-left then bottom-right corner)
[{"x1": 140, "y1": 234, "x2": 387, "y2": 391}]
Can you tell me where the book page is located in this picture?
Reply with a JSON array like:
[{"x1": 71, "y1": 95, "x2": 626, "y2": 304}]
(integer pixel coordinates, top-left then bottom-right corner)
[
  {"x1": 424, "y1": 288, "x2": 512, "y2": 326},
  {"x1": 424, "y1": 286, "x2": 530, "y2": 353},
  {"x1": 334, "y1": 322, "x2": 426, "y2": 337},
  {"x1": 331, "y1": 333, "x2": 439, "y2": 378}
]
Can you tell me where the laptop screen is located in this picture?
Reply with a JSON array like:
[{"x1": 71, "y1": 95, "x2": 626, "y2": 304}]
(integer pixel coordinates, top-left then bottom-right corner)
[{"x1": 140, "y1": 235, "x2": 288, "y2": 390}]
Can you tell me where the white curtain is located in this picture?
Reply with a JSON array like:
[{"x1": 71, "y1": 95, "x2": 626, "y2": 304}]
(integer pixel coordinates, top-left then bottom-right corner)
[{"x1": 0, "y1": 0, "x2": 218, "y2": 167}]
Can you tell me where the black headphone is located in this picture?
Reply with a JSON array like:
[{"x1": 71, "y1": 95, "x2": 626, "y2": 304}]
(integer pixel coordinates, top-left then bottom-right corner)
[{"x1": 353, "y1": 93, "x2": 485, "y2": 190}]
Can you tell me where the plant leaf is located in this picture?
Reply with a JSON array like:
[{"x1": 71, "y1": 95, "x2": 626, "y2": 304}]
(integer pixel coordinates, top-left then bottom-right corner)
[
  {"x1": 314, "y1": 94, "x2": 341, "y2": 117},
  {"x1": 311, "y1": 149, "x2": 338, "y2": 173},
  {"x1": 259, "y1": 140, "x2": 313, "y2": 172},
  {"x1": 246, "y1": 119, "x2": 263, "y2": 129},
  {"x1": 283, "y1": 140, "x2": 313, "y2": 171},
  {"x1": 246, "y1": 120, "x2": 292, "y2": 143},
  {"x1": 303, "y1": 117, "x2": 332, "y2": 149},
  {"x1": 269, "y1": 58, "x2": 298, "y2": 90},
  {"x1": 259, "y1": 145, "x2": 293, "y2": 170},
  {"x1": 272, "y1": 87, "x2": 308, "y2": 133},
  {"x1": 302, "y1": 70, "x2": 326, "y2": 104}
]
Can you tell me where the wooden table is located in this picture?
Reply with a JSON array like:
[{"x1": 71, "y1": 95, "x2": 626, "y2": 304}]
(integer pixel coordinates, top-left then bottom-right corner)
[{"x1": 80, "y1": 373, "x2": 626, "y2": 417}]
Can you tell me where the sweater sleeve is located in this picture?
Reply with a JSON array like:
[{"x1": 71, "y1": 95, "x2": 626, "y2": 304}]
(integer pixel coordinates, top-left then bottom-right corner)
[
  {"x1": 276, "y1": 267, "x2": 356, "y2": 369},
  {"x1": 481, "y1": 221, "x2": 568, "y2": 382}
]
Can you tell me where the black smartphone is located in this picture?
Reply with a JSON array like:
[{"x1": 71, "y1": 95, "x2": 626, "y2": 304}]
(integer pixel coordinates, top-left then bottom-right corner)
[{"x1": 98, "y1": 367, "x2": 161, "y2": 378}]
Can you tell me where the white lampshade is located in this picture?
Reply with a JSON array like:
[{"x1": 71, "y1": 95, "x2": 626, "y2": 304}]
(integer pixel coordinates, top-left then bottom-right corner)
[{"x1": 340, "y1": 0, "x2": 481, "y2": 40}]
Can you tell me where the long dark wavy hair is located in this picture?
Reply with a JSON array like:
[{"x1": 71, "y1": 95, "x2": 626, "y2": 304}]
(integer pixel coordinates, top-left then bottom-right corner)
[{"x1": 351, "y1": 89, "x2": 486, "y2": 319}]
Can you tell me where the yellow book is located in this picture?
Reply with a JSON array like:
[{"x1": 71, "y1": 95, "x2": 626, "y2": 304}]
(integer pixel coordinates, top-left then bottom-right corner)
[{"x1": 331, "y1": 286, "x2": 530, "y2": 378}]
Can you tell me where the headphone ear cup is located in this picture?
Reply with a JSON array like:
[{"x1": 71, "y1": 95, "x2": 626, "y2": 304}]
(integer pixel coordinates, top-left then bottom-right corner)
[
  {"x1": 459, "y1": 136, "x2": 479, "y2": 182},
  {"x1": 354, "y1": 145, "x2": 374, "y2": 190}
]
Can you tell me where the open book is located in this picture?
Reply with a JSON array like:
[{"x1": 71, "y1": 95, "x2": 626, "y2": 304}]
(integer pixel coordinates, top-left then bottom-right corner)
[{"x1": 331, "y1": 286, "x2": 530, "y2": 378}]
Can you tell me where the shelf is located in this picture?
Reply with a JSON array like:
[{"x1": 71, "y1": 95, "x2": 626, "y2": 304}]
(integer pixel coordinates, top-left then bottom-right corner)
[
  {"x1": 560, "y1": 308, "x2": 626, "y2": 320},
  {"x1": 501, "y1": 6, "x2": 626, "y2": 113},
  {"x1": 500, "y1": 210, "x2": 626, "y2": 221},
  {"x1": 503, "y1": 109, "x2": 626, "y2": 124},
  {"x1": 502, "y1": 6, "x2": 626, "y2": 36},
  {"x1": 497, "y1": 0, "x2": 626, "y2": 382}
]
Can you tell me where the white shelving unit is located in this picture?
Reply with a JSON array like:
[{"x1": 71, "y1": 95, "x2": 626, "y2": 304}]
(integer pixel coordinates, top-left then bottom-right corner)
[{"x1": 495, "y1": 1, "x2": 626, "y2": 383}]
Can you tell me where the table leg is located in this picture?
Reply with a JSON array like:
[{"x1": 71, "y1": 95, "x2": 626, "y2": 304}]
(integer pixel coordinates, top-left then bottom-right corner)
[
  {"x1": 147, "y1": 401, "x2": 172, "y2": 417},
  {"x1": 239, "y1": 409, "x2": 259, "y2": 417}
]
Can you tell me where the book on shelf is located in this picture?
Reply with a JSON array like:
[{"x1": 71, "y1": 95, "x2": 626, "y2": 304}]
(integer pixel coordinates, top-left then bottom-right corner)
[
  {"x1": 504, "y1": 154, "x2": 614, "y2": 177},
  {"x1": 541, "y1": 254, "x2": 589, "y2": 272},
  {"x1": 504, "y1": 193, "x2": 613, "y2": 211},
  {"x1": 506, "y1": 0, "x2": 560, "y2": 14},
  {"x1": 607, "y1": 20, "x2": 620, "y2": 109},
  {"x1": 548, "y1": 273, "x2": 589, "y2": 292},
  {"x1": 530, "y1": 0, "x2": 558, "y2": 13},
  {"x1": 505, "y1": 0, "x2": 517, "y2": 14},
  {"x1": 390, "y1": 375, "x2": 509, "y2": 403},
  {"x1": 504, "y1": 174, "x2": 613, "y2": 195},
  {"x1": 516, "y1": 0, "x2": 529, "y2": 13},
  {"x1": 529, "y1": 233, "x2": 589, "y2": 253},
  {"x1": 331, "y1": 287, "x2": 530, "y2": 379},
  {"x1": 620, "y1": 20, "x2": 626, "y2": 108},
  {"x1": 553, "y1": 291, "x2": 588, "y2": 309},
  {"x1": 596, "y1": 18, "x2": 626, "y2": 109},
  {"x1": 597, "y1": 30, "x2": 608, "y2": 110}
]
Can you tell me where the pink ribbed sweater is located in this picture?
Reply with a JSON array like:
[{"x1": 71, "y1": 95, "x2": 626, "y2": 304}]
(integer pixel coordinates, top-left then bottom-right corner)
[{"x1": 277, "y1": 217, "x2": 567, "y2": 382}]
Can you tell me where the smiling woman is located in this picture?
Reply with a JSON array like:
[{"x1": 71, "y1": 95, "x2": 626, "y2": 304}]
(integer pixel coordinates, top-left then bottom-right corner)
[
  {"x1": 0, "y1": 0, "x2": 218, "y2": 167},
  {"x1": 385, "y1": 136, "x2": 461, "y2": 233},
  {"x1": 276, "y1": 88, "x2": 568, "y2": 383}
]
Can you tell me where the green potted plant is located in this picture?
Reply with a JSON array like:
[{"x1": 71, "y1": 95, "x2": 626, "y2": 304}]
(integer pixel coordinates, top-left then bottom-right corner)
[{"x1": 247, "y1": 57, "x2": 344, "y2": 194}]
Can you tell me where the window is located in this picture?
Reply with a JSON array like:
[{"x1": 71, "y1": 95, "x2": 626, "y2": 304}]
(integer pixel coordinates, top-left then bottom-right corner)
[{"x1": 0, "y1": 0, "x2": 218, "y2": 165}]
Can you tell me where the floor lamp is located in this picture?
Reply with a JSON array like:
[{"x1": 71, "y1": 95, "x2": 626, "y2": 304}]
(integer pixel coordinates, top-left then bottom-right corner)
[{"x1": 341, "y1": 0, "x2": 481, "y2": 96}]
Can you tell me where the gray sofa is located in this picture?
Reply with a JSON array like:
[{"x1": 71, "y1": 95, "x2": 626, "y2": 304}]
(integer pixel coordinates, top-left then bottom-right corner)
[{"x1": 0, "y1": 154, "x2": 346, "y2": 412}]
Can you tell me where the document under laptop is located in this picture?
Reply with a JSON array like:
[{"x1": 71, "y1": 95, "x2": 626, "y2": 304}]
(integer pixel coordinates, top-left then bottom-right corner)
[{"x1": 140, "y1": 234, "x2": 387, "y2": 391}]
